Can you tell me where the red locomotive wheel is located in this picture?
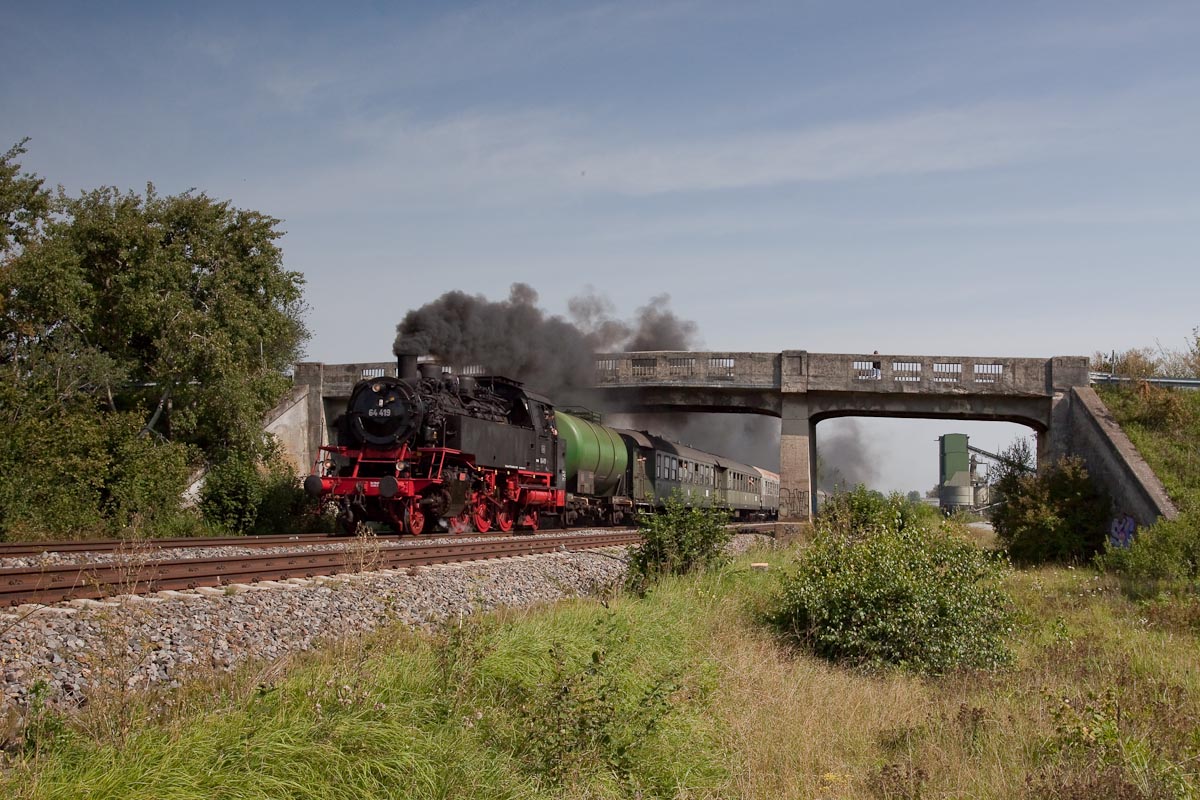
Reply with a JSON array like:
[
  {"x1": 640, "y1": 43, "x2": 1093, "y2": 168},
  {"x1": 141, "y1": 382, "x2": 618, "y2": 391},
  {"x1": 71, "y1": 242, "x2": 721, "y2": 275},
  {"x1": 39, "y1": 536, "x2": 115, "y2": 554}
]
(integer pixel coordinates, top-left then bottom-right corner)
[
  {"x1": 472, "y1": 504, "x2": 493, "y2": 533},
  {"x1": 405, "y1": 506, "x2": 426, "y2": 535},
  {"x1": 449, "y1": 509, "x2": 473, "y2": 535},
  {"x1": 495, "y1": 507, "x2": 514, "y2": 532}
]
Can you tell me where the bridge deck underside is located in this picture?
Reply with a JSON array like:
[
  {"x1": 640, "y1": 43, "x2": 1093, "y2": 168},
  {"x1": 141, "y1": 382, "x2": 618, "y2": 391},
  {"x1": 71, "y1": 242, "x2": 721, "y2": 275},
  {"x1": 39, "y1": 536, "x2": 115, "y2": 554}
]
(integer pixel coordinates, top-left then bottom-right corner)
[{"x1": 582, "y1": 387, "x2": 1052, "y2": 431}]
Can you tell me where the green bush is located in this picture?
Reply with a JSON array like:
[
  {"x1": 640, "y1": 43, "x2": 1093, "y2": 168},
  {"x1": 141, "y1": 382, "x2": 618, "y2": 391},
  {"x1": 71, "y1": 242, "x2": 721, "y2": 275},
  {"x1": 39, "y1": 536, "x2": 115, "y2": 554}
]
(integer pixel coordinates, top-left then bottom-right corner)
[
  {"x1": 200, "y1": 456, "x2": 263, "y2": 533},
  {"x1": 1098, "y1": 511, "x2": 1200, "y2": 594},
  {"x1": 198, "y1": 453, "x2": 324, "y2": 535},
  {"x1": 817, "y1": 485, "x2": 938, "y2": 539},
  {"x1": 250, "y1": 459, "x2": 328, "y2": 534},
  {"x1": 992, "y1": 456, "x2": 1111, "y2": 564},
  {"x1": 628, "y1": 496, "x2": 731, "y2": 592},
  {"x1": 770, "y1": 523, "x2": 1014, "y2": 674},
  {"x1": 0, "y1": 401, "x2": 193, "y2": 540}
]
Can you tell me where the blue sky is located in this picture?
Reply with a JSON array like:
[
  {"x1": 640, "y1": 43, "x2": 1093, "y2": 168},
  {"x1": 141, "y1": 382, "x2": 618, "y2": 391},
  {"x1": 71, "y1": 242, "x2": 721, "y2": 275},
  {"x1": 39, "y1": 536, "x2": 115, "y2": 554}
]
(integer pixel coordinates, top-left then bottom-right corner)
[{"x1": 4, "y1": 1, "x2": 1198, "y2": 492}]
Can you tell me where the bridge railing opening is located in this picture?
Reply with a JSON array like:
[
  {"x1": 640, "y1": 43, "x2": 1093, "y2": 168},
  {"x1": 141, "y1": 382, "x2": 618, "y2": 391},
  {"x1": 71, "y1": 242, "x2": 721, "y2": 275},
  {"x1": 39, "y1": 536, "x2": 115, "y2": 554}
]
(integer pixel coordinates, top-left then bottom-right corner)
[
  {"x1": 631, "y1": 358, "x2": 656, "y2": 377},
  {"x1": 893, "y1": 361, "x2": 922, "y2": 382},
  {"x1": 708, "y1": 357, "x2": 736, "y2": 380},
  {"x1": 668, "y1": 356, "x2": 695, "y2": 376},
  {"x1": 595, "y1": 358, "x2": 619, "y2": 379},
  {"x1": 853, "y1": 360, "x2": 882, "y2": 380},
  {"x1": 974, "y1": 363, "x2": 1004, "y2": 383},
  {"x1": 933, "y1": 362, "x2": 962, "y2": 383}
]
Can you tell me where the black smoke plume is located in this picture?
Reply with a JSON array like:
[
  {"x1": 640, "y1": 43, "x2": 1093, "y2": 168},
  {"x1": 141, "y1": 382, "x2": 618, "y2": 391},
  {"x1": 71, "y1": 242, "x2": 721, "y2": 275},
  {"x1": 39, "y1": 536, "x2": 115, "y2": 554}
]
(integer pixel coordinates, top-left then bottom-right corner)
[
  {"x1": 816, "y1": 419, "x2": 880, "y2": 492},
  {"x1": 394, "y1": 283, "x2": 700, "y2": 392},
  {"x1": 603, "y1": 412, "x2": 781, "y2": 471}
]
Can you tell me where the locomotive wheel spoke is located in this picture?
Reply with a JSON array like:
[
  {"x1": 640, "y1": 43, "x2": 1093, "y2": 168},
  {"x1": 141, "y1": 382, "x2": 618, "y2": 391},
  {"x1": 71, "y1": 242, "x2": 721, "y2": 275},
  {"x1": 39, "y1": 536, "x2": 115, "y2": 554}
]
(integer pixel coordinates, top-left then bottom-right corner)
[
  {"x1": 405, "y1": 505, "x2": 426, "y2": 535},
  {"x1": 472, "y1": 503, "x2": 493, "y2": 533},
  {"x1": 495, "y1": 506, "x2": 514, "y2": 532}
]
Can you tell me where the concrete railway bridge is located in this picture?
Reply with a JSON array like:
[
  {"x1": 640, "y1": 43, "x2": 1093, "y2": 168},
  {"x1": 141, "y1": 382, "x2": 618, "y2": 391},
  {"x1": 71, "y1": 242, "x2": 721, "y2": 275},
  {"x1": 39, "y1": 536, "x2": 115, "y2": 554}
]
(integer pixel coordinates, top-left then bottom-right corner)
[{"x1": 273, "y1": 352, "x2": 1176, "y2": 526}]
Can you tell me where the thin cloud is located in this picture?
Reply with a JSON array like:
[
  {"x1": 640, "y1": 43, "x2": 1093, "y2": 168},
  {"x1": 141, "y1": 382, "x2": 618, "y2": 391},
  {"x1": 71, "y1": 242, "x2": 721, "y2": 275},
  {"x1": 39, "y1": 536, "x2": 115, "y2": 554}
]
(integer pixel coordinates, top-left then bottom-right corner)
[{"x1": 315, "y1": 99, "x2": 1085, "y2": 203}]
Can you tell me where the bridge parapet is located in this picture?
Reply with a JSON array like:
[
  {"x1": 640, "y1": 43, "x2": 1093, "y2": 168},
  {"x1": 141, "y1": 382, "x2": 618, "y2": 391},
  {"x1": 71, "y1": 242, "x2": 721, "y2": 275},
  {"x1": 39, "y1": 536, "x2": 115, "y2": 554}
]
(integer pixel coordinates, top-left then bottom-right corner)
[
  {"x1": 591, "y1": 351, "x2": 1087, "y2": 396},
  {"x1": 591, "y1": 351, "x2": 780, "y2": 389},
  {"x1": 805, "y1": 353, "x2": 1072, "y2": 396}
]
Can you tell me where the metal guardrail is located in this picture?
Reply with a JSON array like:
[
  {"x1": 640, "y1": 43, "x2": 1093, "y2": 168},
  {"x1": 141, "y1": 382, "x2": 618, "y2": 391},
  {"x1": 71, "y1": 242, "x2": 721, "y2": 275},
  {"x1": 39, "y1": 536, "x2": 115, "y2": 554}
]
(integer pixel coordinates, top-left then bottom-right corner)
[{"x1": 1090, "y1": 373, "x2": 1200, "y2": 390}]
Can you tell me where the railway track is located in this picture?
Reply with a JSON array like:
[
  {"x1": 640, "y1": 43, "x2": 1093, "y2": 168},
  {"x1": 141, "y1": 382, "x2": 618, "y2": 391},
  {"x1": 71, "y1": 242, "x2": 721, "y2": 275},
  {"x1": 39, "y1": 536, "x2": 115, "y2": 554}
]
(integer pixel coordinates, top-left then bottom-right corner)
[
  {"x1": 0, "y1": 527, "x2": 644, "y2": 558},
  {"x1": 0, "y1": 530, "x2": 641, "y2": 607},
  {"x1": 0, "y1": 531, "x2": 420, "y2": 557},
  {"x1": 0, "y1": 520, "x2": 777, "y2": 560}
]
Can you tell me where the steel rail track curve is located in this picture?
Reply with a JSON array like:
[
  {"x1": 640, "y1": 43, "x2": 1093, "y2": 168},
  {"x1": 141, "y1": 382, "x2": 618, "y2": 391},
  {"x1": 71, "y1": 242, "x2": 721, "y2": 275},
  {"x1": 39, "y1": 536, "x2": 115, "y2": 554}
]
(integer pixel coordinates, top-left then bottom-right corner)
[{"x1": 0, "y1": 531, "x2": 642, "y2": 607}]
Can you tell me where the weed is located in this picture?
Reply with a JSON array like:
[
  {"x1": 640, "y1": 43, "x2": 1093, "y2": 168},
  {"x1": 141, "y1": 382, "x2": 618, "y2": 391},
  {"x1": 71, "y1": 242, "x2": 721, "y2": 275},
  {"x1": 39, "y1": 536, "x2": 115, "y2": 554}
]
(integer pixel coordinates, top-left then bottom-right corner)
[
  {"x1": 344, "y1": 523, "x2": 384, "y2": 574},
  {"x1": 627, "y1": 495, "x2": 730, "y2": 593},
  {"x1": 871, "y1": 760, "x2": 927, "y2": 800},
  {"x1": 19, "y1": 680, "x2": 68, "y2": 758}
]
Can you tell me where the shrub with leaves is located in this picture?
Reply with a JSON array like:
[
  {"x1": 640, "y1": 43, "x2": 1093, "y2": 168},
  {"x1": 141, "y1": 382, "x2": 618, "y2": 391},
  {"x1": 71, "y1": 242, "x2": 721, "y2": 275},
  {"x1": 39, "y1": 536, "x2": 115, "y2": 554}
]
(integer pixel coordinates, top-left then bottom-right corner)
[
  {"x1": 771, "y1": 521, "x2": 1014, "y2": 674},
  {"x1": 817, "y1": 484, "x2": 938, "y2": 539},
  {"x1": 628, "y1": 496, "x2": 731, "y2": 592},
  {"x1": 199, "y1": 456, "x2": 263, "y2": 533},
  {"x1": 992, "y1": 456, "x2": 1111, "y2": 564},
  {"x1": 1098, "y1": 511, "x2": 1200, "y2": 595},
  {"x1": 197, "y1": 453, "x2": 316, "y2": 535}
]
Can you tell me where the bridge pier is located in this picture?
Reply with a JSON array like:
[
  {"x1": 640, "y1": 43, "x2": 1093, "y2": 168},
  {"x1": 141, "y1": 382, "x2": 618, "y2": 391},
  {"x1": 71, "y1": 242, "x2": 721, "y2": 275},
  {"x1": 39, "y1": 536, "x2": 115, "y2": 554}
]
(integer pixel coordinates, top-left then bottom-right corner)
[{"x1": 780, "y1": 395, "x2": 816, "y2": 520}]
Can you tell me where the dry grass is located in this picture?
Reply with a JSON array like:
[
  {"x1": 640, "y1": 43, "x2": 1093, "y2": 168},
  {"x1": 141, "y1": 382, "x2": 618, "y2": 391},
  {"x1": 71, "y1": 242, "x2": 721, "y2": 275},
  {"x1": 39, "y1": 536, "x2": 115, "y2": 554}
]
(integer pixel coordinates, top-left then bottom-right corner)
[{"x1": 702, "y1": 553, "x2": 1200, "y2": 799}]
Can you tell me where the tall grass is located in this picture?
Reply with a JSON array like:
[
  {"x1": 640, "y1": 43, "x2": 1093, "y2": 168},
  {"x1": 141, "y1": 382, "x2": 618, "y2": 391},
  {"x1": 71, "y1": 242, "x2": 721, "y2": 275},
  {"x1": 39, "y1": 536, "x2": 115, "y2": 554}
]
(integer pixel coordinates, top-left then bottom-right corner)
[
  {"x1": 1098, "y1": 384, "x2": 1200, "y2": 514},
  {"x1": 4, "y1": 544, "x2": 1198, "y2": 799}
]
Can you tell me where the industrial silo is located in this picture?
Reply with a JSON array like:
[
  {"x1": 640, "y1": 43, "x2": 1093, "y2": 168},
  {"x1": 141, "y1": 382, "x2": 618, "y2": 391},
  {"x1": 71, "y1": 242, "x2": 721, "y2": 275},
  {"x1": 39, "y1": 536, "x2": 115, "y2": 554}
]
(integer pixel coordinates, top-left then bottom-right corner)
[{"x1": 938, "y1": 433, "x2": 974, "y2": 512}]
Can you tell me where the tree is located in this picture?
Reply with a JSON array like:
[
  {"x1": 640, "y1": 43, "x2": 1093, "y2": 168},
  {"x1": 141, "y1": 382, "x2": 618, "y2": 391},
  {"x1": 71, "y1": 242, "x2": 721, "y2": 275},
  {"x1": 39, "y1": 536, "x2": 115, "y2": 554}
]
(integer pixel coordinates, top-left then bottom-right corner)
[
  {"x1": 991, "y1": 456, "x2": 1110, "y2": 564},
  {"x1": 0, "y1": 139, "x2": 50, "y2": 253},
  {"x1": 0, "y1": 141, "x2": 308, "y2": 538}
]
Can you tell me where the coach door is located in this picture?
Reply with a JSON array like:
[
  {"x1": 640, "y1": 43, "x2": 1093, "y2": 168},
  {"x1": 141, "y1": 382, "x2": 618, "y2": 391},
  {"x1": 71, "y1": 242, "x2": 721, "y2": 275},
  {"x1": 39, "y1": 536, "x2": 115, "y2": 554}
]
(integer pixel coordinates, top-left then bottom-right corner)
[{"x1": 632, "y1": 452, "x2": 650, "y2": 502}]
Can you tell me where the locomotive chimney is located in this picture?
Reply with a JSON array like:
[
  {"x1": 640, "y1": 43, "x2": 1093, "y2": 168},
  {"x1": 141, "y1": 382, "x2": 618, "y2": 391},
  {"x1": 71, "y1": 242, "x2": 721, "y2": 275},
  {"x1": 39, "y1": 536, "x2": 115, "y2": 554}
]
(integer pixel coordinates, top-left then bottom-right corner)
[{"x1": 397, "y1": 353, "x2": 418, "y2": 381}]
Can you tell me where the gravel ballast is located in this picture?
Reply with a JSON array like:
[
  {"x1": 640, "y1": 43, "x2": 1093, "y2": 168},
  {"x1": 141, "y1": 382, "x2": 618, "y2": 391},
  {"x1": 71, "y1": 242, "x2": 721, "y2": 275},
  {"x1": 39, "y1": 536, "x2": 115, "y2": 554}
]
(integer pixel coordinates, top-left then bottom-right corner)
[{"x1": 0, "y1": 533, "x2": 772, "y2": 716}]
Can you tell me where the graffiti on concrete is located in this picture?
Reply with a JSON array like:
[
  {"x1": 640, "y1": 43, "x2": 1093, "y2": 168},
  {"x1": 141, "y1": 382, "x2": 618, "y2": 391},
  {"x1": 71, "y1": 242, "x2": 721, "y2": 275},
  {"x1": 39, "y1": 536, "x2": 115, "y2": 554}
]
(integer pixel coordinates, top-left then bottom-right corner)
[
  {"x1": 1108, "y1": 512, "x2": 1136, "y2": 548},
  {"x1": 779, "y1": 488, "x2": 811, "y2": 519}
]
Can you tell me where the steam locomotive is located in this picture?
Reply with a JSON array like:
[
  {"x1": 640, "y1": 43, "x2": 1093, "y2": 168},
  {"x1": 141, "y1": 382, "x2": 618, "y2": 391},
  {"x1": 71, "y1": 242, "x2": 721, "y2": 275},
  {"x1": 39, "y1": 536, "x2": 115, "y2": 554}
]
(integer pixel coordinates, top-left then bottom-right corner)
[{"x1": 305, "y1": 354, "x2": 779, "y2": 534}]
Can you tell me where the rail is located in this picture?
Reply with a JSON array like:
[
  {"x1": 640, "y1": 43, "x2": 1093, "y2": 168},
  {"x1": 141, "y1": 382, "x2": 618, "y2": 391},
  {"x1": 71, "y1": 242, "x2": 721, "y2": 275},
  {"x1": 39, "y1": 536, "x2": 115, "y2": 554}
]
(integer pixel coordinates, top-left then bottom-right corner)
[{"x1": 0, "y1": 531, "x2": 641, "y2": 606}]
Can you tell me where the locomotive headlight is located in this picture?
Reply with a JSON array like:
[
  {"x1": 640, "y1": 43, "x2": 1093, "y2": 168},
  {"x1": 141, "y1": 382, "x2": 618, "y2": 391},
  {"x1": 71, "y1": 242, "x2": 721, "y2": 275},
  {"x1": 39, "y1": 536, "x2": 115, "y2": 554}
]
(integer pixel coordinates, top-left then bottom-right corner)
[{"x1": 371, "y1": 383, "x2": 383, "y2": 393}]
